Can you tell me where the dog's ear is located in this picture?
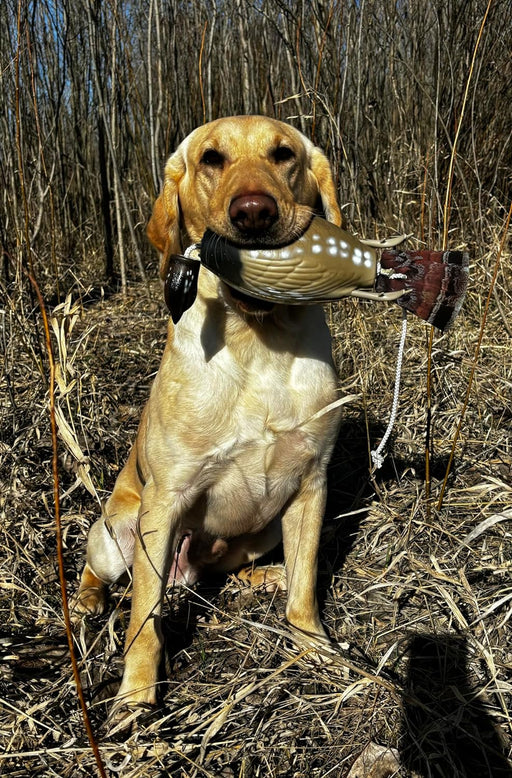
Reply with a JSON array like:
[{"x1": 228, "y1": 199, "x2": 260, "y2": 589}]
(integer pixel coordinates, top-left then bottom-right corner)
[
  {"x1": 309, "y1": 147, "x2": 342, "y2": 227},
  {"x1": 147, "y1": 148, "x2": 186, "y2": 280}
]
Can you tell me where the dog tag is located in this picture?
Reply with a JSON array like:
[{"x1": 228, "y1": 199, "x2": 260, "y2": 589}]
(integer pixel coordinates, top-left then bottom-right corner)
[{"x1": 164, "y1": 254, "x2": 200, "y2": 324}]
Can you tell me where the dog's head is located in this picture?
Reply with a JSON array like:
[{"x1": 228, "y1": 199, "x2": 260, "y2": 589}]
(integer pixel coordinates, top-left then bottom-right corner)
[{"x1": 147, "y1": 115, "x2": 341, "y2": 316}]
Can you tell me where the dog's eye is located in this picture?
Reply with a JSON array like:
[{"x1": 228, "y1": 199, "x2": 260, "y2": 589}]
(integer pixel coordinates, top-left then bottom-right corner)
[
  {"x1": 273, "y1": 146, "x2": 296, "y2": 163},
  {"x1": 200, "y1": 149, "x2": 225, "y2": 168}
]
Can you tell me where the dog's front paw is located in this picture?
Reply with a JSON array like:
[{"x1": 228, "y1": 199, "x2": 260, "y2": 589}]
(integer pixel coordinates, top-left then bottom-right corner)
[
  {"x1": 106, "y1": 699, "x2": 156, "y2": 737},
  {"x1": 106, "y1": 680, "x2": 158, "y2": 737},
  {"x1": 286, "y1": 622, "x2": 351, "y2": 668},
  {"x1": 287, "y1": 620, "x2": 331, "y2": 649},
  {"x1": 285, "y1": 619, "x2": 342, "y2": 666}
]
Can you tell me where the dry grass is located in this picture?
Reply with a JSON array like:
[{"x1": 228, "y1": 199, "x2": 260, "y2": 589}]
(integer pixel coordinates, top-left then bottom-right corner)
[{"x1": 1, "y1": 236, "x2": 511, "y2": 776}]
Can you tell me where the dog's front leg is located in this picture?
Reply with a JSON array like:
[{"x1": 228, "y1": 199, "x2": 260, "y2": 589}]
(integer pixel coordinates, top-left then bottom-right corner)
[
  {"x1": 281, "y1": 474, "x2": 330, "y2": 646},
  {"x1": 113, "y1": 483, "x2": 177, "y2": 717}
]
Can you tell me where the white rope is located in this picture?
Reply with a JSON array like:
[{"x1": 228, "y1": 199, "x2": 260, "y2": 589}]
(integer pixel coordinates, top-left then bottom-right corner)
[
  {"x1": 371, "y1": 309, "x2": 408, "y2": 470},
  {"x1": 184, "y1": 243, "x2": 201, "y2": 260}
]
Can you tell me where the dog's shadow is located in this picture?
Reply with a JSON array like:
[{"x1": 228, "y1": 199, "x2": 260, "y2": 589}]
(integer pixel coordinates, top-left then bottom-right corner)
[
  {"x1": 401, "y1": 633, "x2": 512, "y2": 777},
  {"x1": 321, "y1": 413, "x2": 457, "y2": 561},
  {"x1": 321, "y1": 414, "x2": 378, "y2": 571}
]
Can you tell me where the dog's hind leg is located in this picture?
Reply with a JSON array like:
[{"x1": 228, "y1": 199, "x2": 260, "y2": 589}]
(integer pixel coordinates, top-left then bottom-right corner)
[{"x1": 73, "y1": 444, "x2": 142, "y2": 617}]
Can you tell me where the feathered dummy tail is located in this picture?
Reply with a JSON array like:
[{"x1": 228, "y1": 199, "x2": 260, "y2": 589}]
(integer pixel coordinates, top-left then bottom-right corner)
[{"x1": 376, "y1": 249, "x2": 469, "y2": 331}]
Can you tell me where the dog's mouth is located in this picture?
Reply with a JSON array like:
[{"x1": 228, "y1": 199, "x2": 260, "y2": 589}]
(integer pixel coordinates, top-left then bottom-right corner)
[{"x1": 223, "y1": 283, "x2": 275, "y2": 315}]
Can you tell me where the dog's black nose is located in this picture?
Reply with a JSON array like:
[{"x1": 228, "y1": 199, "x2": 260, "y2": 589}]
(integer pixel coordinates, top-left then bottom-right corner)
[{"x1": 229, "y1": 193, "x2": 278, "y2": 233}]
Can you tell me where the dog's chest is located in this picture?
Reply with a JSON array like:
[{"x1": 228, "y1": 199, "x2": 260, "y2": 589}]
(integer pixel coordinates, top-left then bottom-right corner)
[
  {"x1": 190, "y1": 349, "x2": 337, "y2": 533},
  {"x1": 203, "y1": 423, "x2": 315, "y2": 533}
]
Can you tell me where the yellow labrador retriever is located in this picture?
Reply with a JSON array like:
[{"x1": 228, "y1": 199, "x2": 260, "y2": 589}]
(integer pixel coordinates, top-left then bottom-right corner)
[{"x1": 75, "y1": 115, "x2": 342, "y2": 719}]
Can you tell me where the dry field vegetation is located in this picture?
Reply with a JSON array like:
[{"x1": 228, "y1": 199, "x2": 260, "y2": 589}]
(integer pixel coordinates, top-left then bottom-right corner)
[{"x1": 1, "y1": 1, "x2": 511, "y2": 776}]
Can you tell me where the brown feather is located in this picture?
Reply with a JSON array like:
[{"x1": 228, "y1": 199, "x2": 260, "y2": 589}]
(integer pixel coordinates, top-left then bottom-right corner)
[{"x1": 376, "y1": 249, "x2": 469, "y2": 331}]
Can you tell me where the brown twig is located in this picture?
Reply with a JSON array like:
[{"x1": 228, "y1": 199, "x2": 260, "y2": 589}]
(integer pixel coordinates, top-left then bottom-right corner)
[
  {"x1": 28, "y1": 273, "x2": 107, "y2": 778},
  {"x1": 419, "y1": 150, "x2": 430, "y2": 245},
  {"x1": 199, "y1": 20, "x2": 208, "y2": 126},
  {"x1": 441, "y1": 0, "x2": 494, "y2": 250},
  {"x1": 424, "y1": 327, "x2": 434, "y2": 514}
]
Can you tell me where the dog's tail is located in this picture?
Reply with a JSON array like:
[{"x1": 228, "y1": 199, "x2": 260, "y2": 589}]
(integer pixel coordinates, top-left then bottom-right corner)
[{"x1": 375, "y1": 249, "x2": 469, "y2": 331}]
